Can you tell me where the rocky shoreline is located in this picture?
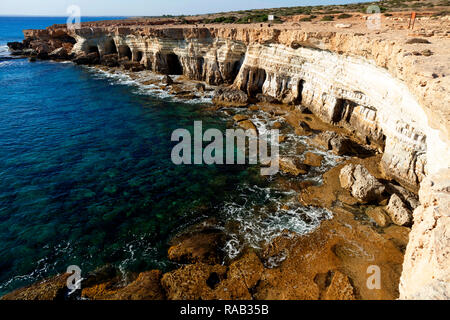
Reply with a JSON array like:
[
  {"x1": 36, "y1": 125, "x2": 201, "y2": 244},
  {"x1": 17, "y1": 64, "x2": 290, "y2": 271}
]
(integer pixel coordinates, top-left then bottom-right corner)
[{"x1": 4, "y1": 14, "x2": 449, "y2": 300}]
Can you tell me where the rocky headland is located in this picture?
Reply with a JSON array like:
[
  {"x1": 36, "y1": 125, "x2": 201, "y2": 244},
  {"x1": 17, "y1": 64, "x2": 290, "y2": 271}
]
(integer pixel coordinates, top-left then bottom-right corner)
[{"x1": 4, "y1": 12, "x2": 449, "y2": 300}]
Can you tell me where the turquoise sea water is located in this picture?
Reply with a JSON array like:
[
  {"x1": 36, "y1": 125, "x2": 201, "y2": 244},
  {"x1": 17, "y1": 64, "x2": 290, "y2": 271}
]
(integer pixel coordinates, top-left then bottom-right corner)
[
  {"x1": 0, "y1": 16, "x2": 265, "y2": 295},
  {"x1": 0, "y1": 17, "x2": 334, "y2": 296}
]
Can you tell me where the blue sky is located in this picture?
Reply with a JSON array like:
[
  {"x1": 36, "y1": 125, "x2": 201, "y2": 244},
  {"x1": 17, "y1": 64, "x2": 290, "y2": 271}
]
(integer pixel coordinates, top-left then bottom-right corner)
[{"x1": 0, "y1": 0, "x2": 373, "y2": 16}]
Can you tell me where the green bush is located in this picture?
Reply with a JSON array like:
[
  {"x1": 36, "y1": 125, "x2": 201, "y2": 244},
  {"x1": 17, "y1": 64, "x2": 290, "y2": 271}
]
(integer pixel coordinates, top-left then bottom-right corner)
[
  {"x1": 337, "y1": 13, "x2": 352, "y2": 19},
  {"x1": 211, "y1": 16, "x2": 236, "y2": 23},
  {"x1": 321, "y1": 15, "x2": 334, "y2": 21}
]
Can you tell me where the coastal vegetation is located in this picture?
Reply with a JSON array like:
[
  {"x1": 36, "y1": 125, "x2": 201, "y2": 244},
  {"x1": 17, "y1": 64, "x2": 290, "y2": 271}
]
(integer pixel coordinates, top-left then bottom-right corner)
[{"x1": 154, "y1": 0, "x2": 448, "y2": 25}]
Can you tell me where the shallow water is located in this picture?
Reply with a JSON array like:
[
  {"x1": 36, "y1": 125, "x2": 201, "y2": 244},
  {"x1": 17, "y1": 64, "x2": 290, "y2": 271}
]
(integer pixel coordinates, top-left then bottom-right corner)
[{"x1": 0, "y1": 17, "x2": 340, "y2": 296}]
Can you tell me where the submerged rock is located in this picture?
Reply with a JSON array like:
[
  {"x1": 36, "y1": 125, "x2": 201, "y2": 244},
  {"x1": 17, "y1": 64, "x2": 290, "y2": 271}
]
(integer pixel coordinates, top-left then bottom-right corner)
[
  {"x1": 386, "y1": 194, "x2": 413, "y2": 226},
  {"x1": 339, "y1": 164, "x2": 385, "y2": 203}
]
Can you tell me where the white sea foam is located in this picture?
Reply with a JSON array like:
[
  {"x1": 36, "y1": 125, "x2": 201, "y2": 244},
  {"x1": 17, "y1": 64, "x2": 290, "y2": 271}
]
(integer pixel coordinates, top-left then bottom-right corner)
[
  {"x1": 220, "y1": 184, "x2": 333, "y2": 260},
  {"x1": 83, "y1": 66, "x2": 214, "y2": 105}
]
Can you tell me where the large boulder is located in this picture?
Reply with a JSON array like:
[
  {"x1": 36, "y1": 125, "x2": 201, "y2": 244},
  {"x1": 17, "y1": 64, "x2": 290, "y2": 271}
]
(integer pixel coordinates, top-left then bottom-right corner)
[
  {"x1": 238, "y1": 120, "x2": 258, "y2": 135},
  {"x1": 48, "y1": 47, "x2": 68, "y2": 60},
  {"x1": 386, "y1": 194, "x2": 413, "y2": 226},
  {"x1": 101, "y1": 54, "x2": 119, "y2": 67},
  {"x1": 212, "y1": 87, "x2": 249, "y2": 107},
  {"x1": 339, "y1": 164, "x2": 385, "y2": 203},
  {"x1": 385, "y1": 183, "x2": 420, "y2": 210},
  {"x1": 7, "y1": 41, "x2": 25, "y2": 55},
  {"x1": 279, "y1": 157, "x2": 309, "y2": 176},
  {"x1": 73, "y1": 52, "x2": 100, "y2": 65}
]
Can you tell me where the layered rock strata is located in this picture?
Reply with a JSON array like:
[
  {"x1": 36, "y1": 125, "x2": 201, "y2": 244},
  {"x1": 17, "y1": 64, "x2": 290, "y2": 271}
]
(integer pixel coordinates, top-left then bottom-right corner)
[{"x1": 9, "y1": 21, "x2": 450, "y2": 299}]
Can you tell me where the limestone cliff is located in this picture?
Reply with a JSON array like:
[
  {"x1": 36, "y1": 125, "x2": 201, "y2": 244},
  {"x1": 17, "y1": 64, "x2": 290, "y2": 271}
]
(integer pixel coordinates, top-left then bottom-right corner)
[{"x1": 10, "y1": 21, "x2": 450, "y2": 299}]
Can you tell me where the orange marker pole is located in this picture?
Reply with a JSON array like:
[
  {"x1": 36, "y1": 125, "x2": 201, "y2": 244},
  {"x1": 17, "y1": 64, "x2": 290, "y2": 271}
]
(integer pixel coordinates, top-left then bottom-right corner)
[{"x1": 409, "y1": 12, "x2": 417, "y2": 29}]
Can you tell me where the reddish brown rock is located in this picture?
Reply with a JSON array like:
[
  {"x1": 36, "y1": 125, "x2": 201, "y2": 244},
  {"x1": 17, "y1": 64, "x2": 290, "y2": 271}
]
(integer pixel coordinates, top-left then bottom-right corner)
[
  {"x1": 339, "y1": 164, "x2": 385, "y2": 203},
  {"x1": 1, "y1": 273, "x2": 70, "y2": 301},
  {"x1": 161, "y1": 263, "x2": 227, "y2": 300},
  {"x1": 322, "y1": 271, "x2": 356, "y2": 300},
  {"x1": 168, "y1": 231, "x2": 225, "y2": 265},
  {"x1": 303, "y1": 152, "x2": 323, "y2": 167},
  {"x1": 366, "y1": 207, "x2": 391, "y2": 227},
  {"x1": 279, "y1": 157, "x2": 309, "y2": 176}
]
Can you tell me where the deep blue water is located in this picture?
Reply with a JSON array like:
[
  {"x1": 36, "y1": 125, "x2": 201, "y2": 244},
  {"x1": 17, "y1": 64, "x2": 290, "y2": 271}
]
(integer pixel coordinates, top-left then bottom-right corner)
[
  {"x1": 0, "y1": 16, "x2": 261, "y2": 295},
  {"x1": 0, "y1": 17, "x2": 334, "y2": 296}
]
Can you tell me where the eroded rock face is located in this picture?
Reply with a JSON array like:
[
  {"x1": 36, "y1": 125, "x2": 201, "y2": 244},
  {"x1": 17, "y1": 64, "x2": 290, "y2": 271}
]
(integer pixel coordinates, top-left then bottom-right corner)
[
  {"x1": 15, "y1": 24, "x2": 450, "y2": 193},
  {"x1": 339, "y1": 164, "x2": 385, "y2": 203},
  {"x1": 400, "y1": 170, "x2": 450, "y2": 300},
  {"x1": 212, "y1": 87, "x2": 249, "y2": 107},
  {"x1": 12, "y1": 22, "x2": 450, "y2": 301}
]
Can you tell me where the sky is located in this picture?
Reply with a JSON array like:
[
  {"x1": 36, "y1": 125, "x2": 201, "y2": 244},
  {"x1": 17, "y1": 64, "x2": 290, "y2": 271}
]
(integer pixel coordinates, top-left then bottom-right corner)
[{"x1": 0, "y1": 0, "x2": 374, "y2": 17}]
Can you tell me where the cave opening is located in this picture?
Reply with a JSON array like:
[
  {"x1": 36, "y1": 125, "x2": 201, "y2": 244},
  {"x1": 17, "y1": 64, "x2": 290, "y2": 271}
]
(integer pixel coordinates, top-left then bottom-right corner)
[
  {"x1": 296, "y1": 79, "x2": 305, "y2": 104},
  {"x1": 247, "y1": 68, "x2": 266, "y2": 97},
  {"x1": 197, "y1": 57, "x2": 204, "y2": 80},
  {"x1": 118, "y1": 45, "x2": 132, "y2": 60},
  {"x1": 230, "y1": 57, "x2": 244, "y2": 83},
  {"x1": 88, "y1": 45, "x2": 100, "y2": 55},
  {"x1": 134, "y1": 51, "x2": 143, "y2": 63},
  {"x1": 166, "y1": 53, "x2": 183, "y2": 75},
  {"x1": 332, "y1": 98, "x2": 357, "y2": 123},
  {"x1": 60, "y1": 35, "x2": 76, "y2": 44},
  {"x1": 104, "y1": 39, "x2": 117, "y2": 55}
]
